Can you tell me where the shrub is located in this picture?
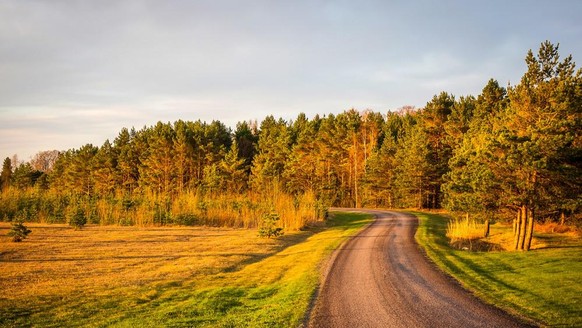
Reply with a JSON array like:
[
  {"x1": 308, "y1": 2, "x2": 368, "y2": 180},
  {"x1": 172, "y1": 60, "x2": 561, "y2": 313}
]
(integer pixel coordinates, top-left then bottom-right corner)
[
  {"x1": 69, "y1": 207, "x2": 87, "y2": 230},
  {"x1": 174, "y1": 213, "x2": 197, "y2": 226},
  {"x1": 7, "y1": 220, "x2": 32, "y2": 242},
  {"x1": 258, "y1": 212, "x2": 284, "y2": 238}
]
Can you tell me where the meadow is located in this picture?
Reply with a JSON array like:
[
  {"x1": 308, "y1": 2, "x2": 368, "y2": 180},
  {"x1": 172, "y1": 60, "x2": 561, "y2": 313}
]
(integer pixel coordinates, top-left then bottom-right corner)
[
  {"x1": 0, "y1": 212, "x2": 373, "y2": 327},
  {"x1": 414, "y1": 212, "x2": 582, "y2": 326}
]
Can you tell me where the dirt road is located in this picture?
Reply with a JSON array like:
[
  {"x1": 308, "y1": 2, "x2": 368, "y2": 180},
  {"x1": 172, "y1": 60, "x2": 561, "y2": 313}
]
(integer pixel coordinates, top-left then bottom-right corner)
[{"x1": 308, "y1": 210, "x2": 533, "y2": 328}]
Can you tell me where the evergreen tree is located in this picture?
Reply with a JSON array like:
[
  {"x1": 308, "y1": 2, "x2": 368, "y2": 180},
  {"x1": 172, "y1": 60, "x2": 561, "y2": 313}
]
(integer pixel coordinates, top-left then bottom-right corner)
[
  {"x1": 7, "y1": 220, "x2": 31, "y2": 242},
  {"x1": 67, "y1": 144, "x2": 98, "y2": 196},
  {"x1": 251, "y1": 116, "x2": 291, "y2": 192},
  {"x1": 1, "y1": 157, "x2": 12, "y2": 192},
  {"x1": 419, "y1": 92, "x2": 455, "y2": 208},
  {"x1": 92, "y1": 140, "x2": 117, "y2": 196},
  {"x1": 496, "y1": 41, "x2": 582, "y2": 250},
  {"x1": 12, "y1": 163, "x2": 41, "y2": 190},
  {"x1": 218, "y1": 140, "x2": 248, "y2": 193},
  {"x1": 174, "y1": 120, "x2": 195, "y2": 193},
  {"x1": 115, "y1": 128, "x2": 141, "y2": 193},
  {"x1": 442, "y1": 80, "x2": 508, "y2": 221},
  {"x1": 283, "y1": 115, "x2": 321, "y2": 195},
  {"x1": 393, "y1": 123, "x2": 430, "y2": 208},
  {"x1": 140, "y1": 122, "x2": 176, "y2": 195},
  {"x1": 362, "y1": 111, "x2": 404, "y2": 207},
  {"x1": 234, "y1": 121, "x2": 259, "y2": 174}
]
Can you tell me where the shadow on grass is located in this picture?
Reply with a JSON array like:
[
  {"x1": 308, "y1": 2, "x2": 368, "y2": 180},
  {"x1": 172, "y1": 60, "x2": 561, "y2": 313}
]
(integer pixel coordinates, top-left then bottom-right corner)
[
  {"x1": 219, "y1": 212, "x2": 372, "y2": 274},
  {"x1": 533, "y1": 233, "x2": 582, "y2": 250}
]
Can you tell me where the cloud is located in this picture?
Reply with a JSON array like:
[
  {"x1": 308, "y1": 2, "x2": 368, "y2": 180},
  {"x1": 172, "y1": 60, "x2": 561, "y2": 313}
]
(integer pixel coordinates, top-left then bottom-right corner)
[{"x1": 1, "y1": 0, "x2": 581, "y2": 161}]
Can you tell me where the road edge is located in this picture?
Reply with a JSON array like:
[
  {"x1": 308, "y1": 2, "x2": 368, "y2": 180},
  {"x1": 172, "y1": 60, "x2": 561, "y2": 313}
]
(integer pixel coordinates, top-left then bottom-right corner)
[{"x1": 300, "y1": 209, "x2": 377, "y2": 328}]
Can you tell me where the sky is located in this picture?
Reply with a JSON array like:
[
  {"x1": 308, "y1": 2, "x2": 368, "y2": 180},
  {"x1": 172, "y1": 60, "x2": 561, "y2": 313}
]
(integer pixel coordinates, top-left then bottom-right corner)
[{"x1": 1, "y1": 0, "x2": 581, "y2": 162}]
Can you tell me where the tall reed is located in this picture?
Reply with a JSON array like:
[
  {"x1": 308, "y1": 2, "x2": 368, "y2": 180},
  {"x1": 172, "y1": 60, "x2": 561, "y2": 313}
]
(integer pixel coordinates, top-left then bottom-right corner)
[
  {"x1": 446, "y1": 216, "x2": 484, "y2": 241},
  {"x1": 0, "y1": 187, "x2": 326, "y2": 231}
]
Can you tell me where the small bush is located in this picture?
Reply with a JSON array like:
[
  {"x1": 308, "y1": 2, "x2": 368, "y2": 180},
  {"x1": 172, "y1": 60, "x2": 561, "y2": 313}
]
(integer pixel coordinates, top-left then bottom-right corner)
[
  {"x1": 7, "y1": 220, "x2": 32, "y2": 242},
  {"x1": 174, "y1": 213, "x2": 197, "y2": 226},
  {"x1": 69, "y1": 207, "x2": 87, "y2": 230},
  {"x1": 258, "y1": 212, "x2": 284, "y2": 238}
]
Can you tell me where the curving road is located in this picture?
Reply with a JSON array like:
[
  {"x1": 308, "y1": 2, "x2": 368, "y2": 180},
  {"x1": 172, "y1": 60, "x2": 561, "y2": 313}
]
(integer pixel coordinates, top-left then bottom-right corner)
[{"x1": 308, "y1": 209, "x2": 534, "y2": 328}]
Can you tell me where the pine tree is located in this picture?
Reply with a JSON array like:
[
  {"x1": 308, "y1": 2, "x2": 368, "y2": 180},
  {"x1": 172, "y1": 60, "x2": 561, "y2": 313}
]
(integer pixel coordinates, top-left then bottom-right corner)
[
  {"x1": 7, "y1": 220, "x2": 31, "y2": 242},
  {"x1": 67, "y1": 144, "x2": 98, "y2": 196},
  {"x1": 362, "y1": 111, "x2": 404, "y2": 207},
  {"x1": 393, "y1": 122, "x2": 430, "y2": 208},
  {"x1": 234, "y1": 121, "x2": 259, "y2": 175},
  {"x1": 1, "y1": 157, "x2": 13, "y2": 192},
  {"x1": 173, "y1": 120, "x2": 195, "y2": 193},
  {"x1": 488, "y1": 41, "x2": 581, "y2": 250},
  {"x1": 140, "y1": 122, "x2": 176, "y2": 195},
  {"x1": 283, "y1": 115, "x2": 321, "y2": 195},
  {"x1": 115, "y1": 128, "x2": 141, "y2": 194},
  {"x1": 419, "y1": 92, "x2": 455, "y2": 208},
  {"x1": 12, "y1": 163, "x2": 40, "y2": 190},
  {"x1": 251, "y1": 116, "x2": 291, "y2": 192},
  {"x1": 218, "y1": 140, "x2": 248, "y2": 193},
  {"x1": 92, "y1": 140, "x2": 117, "y2": 196},
  {"x1": 442, "y1": 80, "x2": 507, "y2": 222}
]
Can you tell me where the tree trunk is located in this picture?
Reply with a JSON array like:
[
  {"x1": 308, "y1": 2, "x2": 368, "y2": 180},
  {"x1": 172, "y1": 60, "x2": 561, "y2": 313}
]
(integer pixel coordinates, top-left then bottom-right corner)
[
  {"x1": 484, "y1": 219, "x2": 490, "y2": 238},
  {"x1": 518, "y1": 205, "x2": 528, "y2": 250},
  {"x1": 514, "y1": 208, "x2": 522, "y2": 250},
  {"x1": 512, "y1": 210, "x2": 518, "y2": 236},
  {"x1": 560, "y1": 212, "x2": 565, "y2": 225},
  {"x1": 525, "y1": 207, "x2": 535, "y2": 251}
]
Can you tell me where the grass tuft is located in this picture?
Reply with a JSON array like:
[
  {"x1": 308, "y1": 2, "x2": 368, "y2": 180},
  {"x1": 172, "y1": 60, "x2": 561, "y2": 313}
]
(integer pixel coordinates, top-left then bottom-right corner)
[{"x1": 446, "y1": 217, "x2": 484, "y2": 241}]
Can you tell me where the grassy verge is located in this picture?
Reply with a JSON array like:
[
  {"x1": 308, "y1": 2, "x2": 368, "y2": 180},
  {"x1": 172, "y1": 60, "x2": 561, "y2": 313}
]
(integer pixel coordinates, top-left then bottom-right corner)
[
  {"x1": 413, "y1": 211, "x2": 582, "y2": 326},
  {"x1": 0, "y1": 212, "x2": 372, "y2": 327}
]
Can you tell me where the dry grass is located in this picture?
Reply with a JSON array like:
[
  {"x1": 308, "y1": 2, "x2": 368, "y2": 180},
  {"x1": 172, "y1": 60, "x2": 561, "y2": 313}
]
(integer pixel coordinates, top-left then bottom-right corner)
[
  {"x1": 0, "y1": 223, "x2": 278, "y2": 301},
  {"x1": 535, "y1": 221, "x2": 580, "y2": 235},
  {"x1": 0, "y1": 188, "x2": 326, "y2": 230},
  {"x1": 446, "y1": 217, "x2": 485, "y2": 241},
  {"x1": 0, "y1": 212, "x2": 373, "y2": 327},
  {"x1": 444, "y1": 214, "x2": 581, "y2": 252}
]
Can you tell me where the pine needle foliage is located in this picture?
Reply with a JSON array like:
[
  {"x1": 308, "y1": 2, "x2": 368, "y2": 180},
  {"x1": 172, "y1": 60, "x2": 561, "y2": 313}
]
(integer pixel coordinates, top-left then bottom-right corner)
[
  {"x1": 7, "y1": 220, "x2": 31, "y2": 242},
  {"x1": 258, "y1": 212, "x2": 284, "y2": 238}
]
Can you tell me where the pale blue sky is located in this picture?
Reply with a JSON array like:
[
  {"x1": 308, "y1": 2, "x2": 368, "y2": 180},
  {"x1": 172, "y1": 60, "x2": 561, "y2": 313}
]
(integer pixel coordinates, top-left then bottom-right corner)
[{"x1": 1, "y1": 0, "x2": 581, "y2": 162}]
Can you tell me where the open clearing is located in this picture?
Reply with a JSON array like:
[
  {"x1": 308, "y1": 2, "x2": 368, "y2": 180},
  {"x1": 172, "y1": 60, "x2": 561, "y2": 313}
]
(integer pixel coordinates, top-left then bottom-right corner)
[
  {"x1": 415, "y1": 212, "x2": 582, "y2": 326},
  {"x1": 0, "y1": 212, "x2": 373, "y2": 327}
]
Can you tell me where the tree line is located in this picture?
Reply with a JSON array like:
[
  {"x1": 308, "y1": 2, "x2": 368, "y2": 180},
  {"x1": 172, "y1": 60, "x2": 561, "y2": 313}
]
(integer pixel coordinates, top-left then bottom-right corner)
[{"x1": 1, "y1": 42, "x2": 580, "y2": 248}]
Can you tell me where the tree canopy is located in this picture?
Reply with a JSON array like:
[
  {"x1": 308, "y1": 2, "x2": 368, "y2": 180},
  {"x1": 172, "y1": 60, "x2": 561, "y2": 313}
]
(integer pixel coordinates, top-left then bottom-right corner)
[{"x1": 1, "y1": 41, "x2": 580, "y2": 244}]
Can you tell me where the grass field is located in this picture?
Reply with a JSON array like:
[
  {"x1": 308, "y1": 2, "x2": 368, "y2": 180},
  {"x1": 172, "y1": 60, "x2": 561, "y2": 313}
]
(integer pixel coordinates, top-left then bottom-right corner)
[
  {"x1": 0, "y1": 212, "x2": 373, "y2": 327},
  {"x1": 414, "y1": 212, "x2": 582, "y2": 327}
]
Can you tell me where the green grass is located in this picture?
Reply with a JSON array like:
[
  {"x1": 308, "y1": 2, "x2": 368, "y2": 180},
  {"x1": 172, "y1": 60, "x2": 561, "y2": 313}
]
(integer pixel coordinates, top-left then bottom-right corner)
[
  {"x1": 0, "y1": 212, "x2": 373, "y2": 327},
  {"x1": 413, "y1": 211, "x2": 582, "y2": 327}
]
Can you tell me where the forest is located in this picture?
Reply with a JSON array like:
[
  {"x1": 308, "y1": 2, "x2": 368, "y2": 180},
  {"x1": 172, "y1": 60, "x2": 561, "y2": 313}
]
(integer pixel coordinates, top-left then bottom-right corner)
[{"x1": 1, "y1": 42, "x2": 580, "y2": 250}]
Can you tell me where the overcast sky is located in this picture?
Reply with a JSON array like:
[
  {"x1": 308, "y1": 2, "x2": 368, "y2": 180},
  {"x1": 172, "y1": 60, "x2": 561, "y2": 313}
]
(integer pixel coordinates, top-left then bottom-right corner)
[{"x1": 1, "y1": 0, "x2": 581, "y2": 162}]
